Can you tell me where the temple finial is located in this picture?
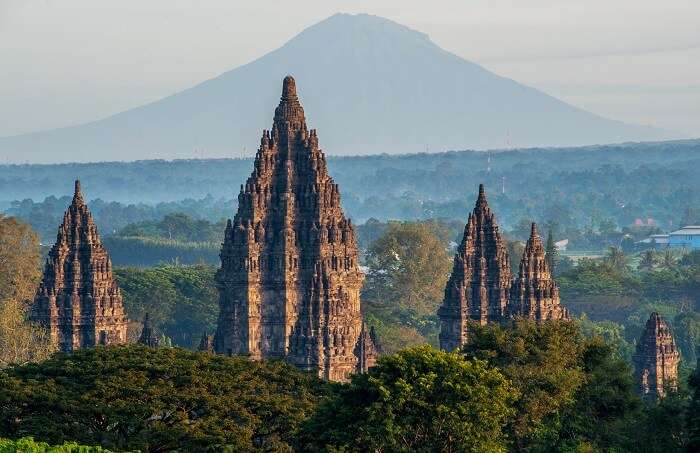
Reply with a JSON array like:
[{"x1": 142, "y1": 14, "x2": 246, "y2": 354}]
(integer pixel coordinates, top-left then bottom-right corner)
[
  {"x1": 531, "y1": 222, "x2": 538, "y2": 237},
  {"x1": 73, "y1": 179, "x2": 83, "y2": 201},
  {"x1": 476, "y1": 183, "x2": 487, "y2": 206},
  {"x1": 282, "y1": 75, "x2": 297, "y2": 100}
]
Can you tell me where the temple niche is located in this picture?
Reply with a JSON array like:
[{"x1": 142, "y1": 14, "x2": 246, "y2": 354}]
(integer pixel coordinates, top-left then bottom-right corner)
[
  {"x1": 633, "y1": 312, "x2": 680, "y2": 400},
  {"x1": 30, "y1": 180, "x2": 127, "y2": 352},
  {"x1": 213, "y1": 76, "x2": 377, "y2": 381}
]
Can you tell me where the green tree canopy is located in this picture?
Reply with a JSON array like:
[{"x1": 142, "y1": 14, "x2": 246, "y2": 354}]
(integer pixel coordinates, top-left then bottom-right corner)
[
  {"x1": 299, "y1": 345, "x2": 516, "y2": 453},
  {"x1": 0, "y1": 299, "x2": 56, "y2": 368},
  {"x1": 604, "y1": 246, "x2": 629, "y2": 274},
  {"x1": 462, "y1": 320, "x2": 641, "y2": 452},
  {"x1": 0, "y1": 215, "x2": 41, "y2": 304},
  {"x1": 114, "y1": 265, "x2": 218, "y2": 347},
  {"x1": 116, "y1": 212, "x2": 226, "y2": 243},
  {"x1": 0, "y1": 216, "x2": 55, "y2": 367},
  {"x1": 0, "y1": 437, "x2": 114, "y2": 452},
  {"x1": 639, "y1": 249, "x2": 658, "y2": 271},
  {"x1": 688, "y1": 357, "x2": 700, "y2": 452},
  {"x1": 362, "y1": 221, "x2": 452, "y2": 353},
  {"x1": 0, "y1": 346, "x2": 330, "y2": 452}
]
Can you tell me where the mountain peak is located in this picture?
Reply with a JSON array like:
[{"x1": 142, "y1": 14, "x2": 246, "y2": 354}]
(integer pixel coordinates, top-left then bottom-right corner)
[{"x1": 0, "y1": 13, "x2": 674, "y2": 163}]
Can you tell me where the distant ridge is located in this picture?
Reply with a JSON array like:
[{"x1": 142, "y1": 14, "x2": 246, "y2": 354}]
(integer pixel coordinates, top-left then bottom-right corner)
[
  {"x1": 0, "y1": 13, "x2": 676, "y2": 163},
  {"x1": 0, "y1": 138, "x2": 697, "y2": 205}
]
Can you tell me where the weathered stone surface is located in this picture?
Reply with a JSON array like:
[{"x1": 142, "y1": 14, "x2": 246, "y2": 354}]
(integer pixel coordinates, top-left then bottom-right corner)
[
  {"x1": 354, "y1": 322, "x2": 380, "y2": 373},
  {"x1": 213, "y1": 76, "x2": 377, "y2": 381},
  {"x1": 138, "y1": 313, "x2": 159, "y2": 347},
  {"x1": 438, "y1": 184, "x2": 512, "y2": 351},
  {"x1": 30, "y1": 180, "x2": 127, "y2": 352},
  {"x1": 438, "y1": 187, "x2": 572, "y2": 351},
  {"x1": 633, "y1": 312, "x2": 680, "y2": 399},
  {"x1": 509, "y1": 223, "x2": 570, "y2": 321}
]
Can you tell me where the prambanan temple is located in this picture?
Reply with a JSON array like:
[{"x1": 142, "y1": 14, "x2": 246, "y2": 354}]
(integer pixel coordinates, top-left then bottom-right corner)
[
  {"x1": 25, "y1": 77, "x2": 681, "y2": 392},
  {"x1": 438, "y1": 184, "x2": 569, "y2": 352},
  {"x1": 213, "y1": 76, "x2": 378, "y2": 381},
  {"x1": 30, "y1": 181, "x2": 128, "y2": 352}
]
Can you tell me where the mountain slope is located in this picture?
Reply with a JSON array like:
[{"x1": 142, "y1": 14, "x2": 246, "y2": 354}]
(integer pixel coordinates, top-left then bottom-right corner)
[{"x1": 0, "y1": 13, "x2": 675, "y2": 163}]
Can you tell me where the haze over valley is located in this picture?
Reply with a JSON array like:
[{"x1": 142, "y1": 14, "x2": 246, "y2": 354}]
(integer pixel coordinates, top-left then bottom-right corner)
[{"x1": 0, "y1": 3, "x2": 699, "y2": 452}]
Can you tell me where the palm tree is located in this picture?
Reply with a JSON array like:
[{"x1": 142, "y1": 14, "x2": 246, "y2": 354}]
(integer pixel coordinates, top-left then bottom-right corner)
[
  {"x1": 638, "y1": 249, "x2": 657, "y2": 271},
  {"x1": 661, "y1": 249, "x2": 678, "y2": 269},
  {"x1": 605, "y1": 246, "x2": 628, "y2": 273}
]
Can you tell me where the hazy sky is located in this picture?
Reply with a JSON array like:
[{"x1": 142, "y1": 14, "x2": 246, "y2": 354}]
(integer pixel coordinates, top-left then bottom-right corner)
[{"x1": 1, "y1": 0, "x2": 698, "y2": 137}]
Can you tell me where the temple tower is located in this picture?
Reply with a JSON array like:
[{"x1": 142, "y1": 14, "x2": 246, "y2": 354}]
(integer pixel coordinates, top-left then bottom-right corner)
[
  {"x1": 30, "y1": 180, "x2": 127, "y2": 352},
  {"x1": 509, "y1": 223, "x2": 570, "y2": 321},
  {"x1": 138, "y1": 313, "x2": 159, "y2": 347},
  {"x1": 354, "y1": 322, "x2": 380, "y2": 373},
  {"x1": 214, "y1": 76, "x2": 377, "y2": 381},
  {"x1": 438, "y1": 184, "x2": 512, "y2": 351},
  {"x1": 633, "y1": 312, "x2": 680, "y2": 399}
]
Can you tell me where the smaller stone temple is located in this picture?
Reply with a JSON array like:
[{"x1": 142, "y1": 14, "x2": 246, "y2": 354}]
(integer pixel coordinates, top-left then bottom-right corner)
[
  {"x1": 633, "y1": 312, "x2": 680, "y2": 399},
  {"x1": 138, "y1": 313, "x2": 159, "y2": 347},
  {"x1": 438, "y1": 185, "x2": 572, "y2": 351},
  {"x1": 509, "y1": 223, "x2": 570, "y2": 321},
  {"x1": 30, "y1": 180, "x2": 128, "y2": 352},
  {"x1": 438, "y1": 184, "x2": 512, "y2": 351},
  {"x1": 354, "y1": 322, "x2": 380, "y2": 373}
]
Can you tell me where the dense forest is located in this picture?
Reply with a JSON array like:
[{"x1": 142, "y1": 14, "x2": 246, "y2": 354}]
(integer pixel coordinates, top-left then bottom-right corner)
[
  {"x1": 4, "y1": 139, "x2": 700, "y2": 245},
  {"x1": 0, "y1": 215, "x2": 698, "y2": 450},
  {"x1": 0, "y1": 329, "x2": 697, "y2": 452},
  {"x1": 2, "y1": 141, "x2": 700, "y2": 451}
]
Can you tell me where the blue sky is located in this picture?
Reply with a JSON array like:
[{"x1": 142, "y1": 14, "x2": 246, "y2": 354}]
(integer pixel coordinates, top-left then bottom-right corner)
[{"x1": 1, "y1": 0, "x2": 698, "y2": 137}]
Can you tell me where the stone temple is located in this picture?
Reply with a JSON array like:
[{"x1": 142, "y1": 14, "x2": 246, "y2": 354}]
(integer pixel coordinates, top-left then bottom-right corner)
[
  {"x1": 509, "y1": 223, "x2": 570, "y2": 321},
  {"x1": 213, "y1": 76, "x2": 377, "y2": 381},
  {"x1": 438, "y1": 185, "x2": 569, "y2": 351},
  {"x1": 633, "y1": 312, "x2": 680, "y2": 399},
  {"x1": 438, "y1": 184, "x2": 513, "y2": 351},
  {"x1": 138, "y1": 313, "x2": 159, "y2": 348},
  {"x1": 30, "y1": 180, "x2": 127, "y2": 352}
]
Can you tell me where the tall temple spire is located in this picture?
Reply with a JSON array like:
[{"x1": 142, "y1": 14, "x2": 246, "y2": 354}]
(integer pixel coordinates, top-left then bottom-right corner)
[
  {"x1": 438, "y1": 184, "x2": 512, "y2": 351},
  {"x1": 214, "y1": 76, "x2": 377, "y2": 381},
  {"x1": 633, "y1": 312, "x2": 680, "y2": 400},
  {"x1": 509, "y1": 223, "x2": 569, "y2": 321},
  {"x1": 30, "y1": 181, "x2": 127, "y2": 352}
]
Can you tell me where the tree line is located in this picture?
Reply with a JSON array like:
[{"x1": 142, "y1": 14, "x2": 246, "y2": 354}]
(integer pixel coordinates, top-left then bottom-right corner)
[
  {"x1": 1, "y1": 210, "x2": 700, "y2": 450},
  {"x1": 0, "y1": 322, "x2": 698, "y2": 451},
  {"x1": 4, "y1": 139, "x2": 700, "y2": 245}
]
